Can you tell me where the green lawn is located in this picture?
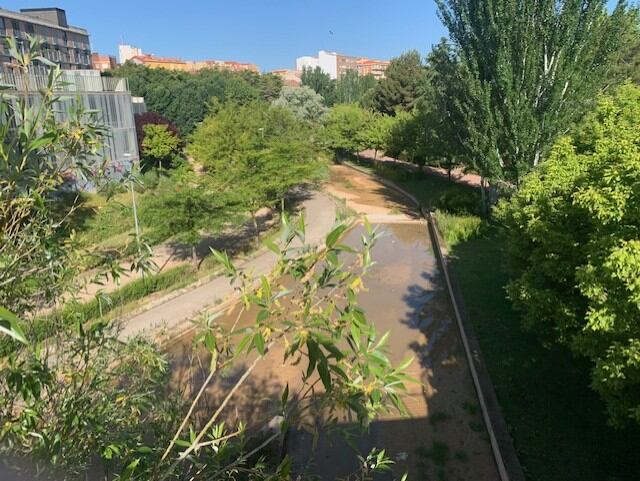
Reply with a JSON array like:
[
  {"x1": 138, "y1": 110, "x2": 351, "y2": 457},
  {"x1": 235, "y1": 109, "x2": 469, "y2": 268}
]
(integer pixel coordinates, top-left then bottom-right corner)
[{"x1": 373, "y1": 162, "x2": 640, "y2": 481}]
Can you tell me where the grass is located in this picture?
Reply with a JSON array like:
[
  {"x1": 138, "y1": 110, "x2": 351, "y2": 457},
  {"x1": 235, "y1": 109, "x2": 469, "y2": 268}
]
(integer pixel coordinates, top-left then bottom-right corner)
[
  {"x1": 371, "y1": 160, "x2": 640, "y2": 481},
  {"x1": 0, "y1": 265, "x2": 199, "y2": 357},
  {"x1": 60, "y1": 172, "x2": 242, "y2": 269}
]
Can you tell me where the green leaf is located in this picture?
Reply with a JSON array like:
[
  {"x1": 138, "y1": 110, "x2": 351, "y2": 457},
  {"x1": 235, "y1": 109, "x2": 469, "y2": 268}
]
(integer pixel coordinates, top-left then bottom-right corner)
[
  {"x1": 118, "y1": 458, "x2": 140, "y2": 481},
  {"x1": 326, "y1": 224, "x2": 348, "y2": 249},
  {"x1": 318, "y1": 359, "x2": 331, "y2": 391},
  {"x1": 306, "y1": 339, "x2": 319, "y2": 378},
  {"x1": 281, "y1": 383, "x2": 289, "y2": 407},
  {"x1": 254, "y1": 332, "x2": 266, "y2": 355},
  {"x1": 0, "y1": 306, "x2": 27, "y2": 344}
]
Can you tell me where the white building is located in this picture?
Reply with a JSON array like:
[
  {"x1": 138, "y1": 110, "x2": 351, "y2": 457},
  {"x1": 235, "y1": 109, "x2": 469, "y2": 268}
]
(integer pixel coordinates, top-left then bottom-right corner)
[
  {"x1": 318, "y1": 50, "x2": 338, "y2": 79},
  {"x1": 295, "y1": 55, "x2": 319, "y2": 72},
  {"x1": 296, "y1": 50, "x2": 361, "y2": 80},
  {"x1": 118, "y1": 44, "x2": 142, "y2": 64}
]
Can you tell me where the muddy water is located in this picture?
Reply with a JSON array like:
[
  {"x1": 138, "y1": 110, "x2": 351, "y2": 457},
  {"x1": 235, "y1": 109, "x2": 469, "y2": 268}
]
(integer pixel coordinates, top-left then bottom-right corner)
[{"x1": 166, "y1": 166, "x2": 499, "y2": 481}]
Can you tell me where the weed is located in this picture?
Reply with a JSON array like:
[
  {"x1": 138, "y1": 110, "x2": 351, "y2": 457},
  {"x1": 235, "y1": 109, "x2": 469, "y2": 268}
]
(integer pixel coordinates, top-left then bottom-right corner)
[
  {"x1": 454, "y1": 450, "x2": 468, "y2": 463},
  {"x1": 462, "y1": 400, "x2": 479, "y2": 416},
  {"x1": 468, "y1": 420, "x2": 485, "y2": 433},
  {"x1": 416, "y1": 440, "x2": 450, "y2": 467},
  {"x1": 429, "y1": 411, "x2": 452, "y2": 428}
]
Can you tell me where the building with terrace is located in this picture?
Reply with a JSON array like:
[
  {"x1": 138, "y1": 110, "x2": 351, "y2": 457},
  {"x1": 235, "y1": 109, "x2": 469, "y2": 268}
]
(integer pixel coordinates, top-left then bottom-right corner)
[{"x1": 0, "y1": 7, "x2": 91, "y2": 70}]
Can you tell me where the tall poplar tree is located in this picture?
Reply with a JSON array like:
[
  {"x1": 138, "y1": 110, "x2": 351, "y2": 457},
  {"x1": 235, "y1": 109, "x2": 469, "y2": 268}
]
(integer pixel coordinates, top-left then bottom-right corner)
[{"x1": 435, "y1": 0, "x2": 635, "y2": 185}]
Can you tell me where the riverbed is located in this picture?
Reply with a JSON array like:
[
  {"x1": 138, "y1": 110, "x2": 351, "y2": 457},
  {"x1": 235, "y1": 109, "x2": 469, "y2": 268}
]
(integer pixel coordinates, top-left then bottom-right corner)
[{"x1": 167, "y1": 165, "x2": 499, "y2": 480}]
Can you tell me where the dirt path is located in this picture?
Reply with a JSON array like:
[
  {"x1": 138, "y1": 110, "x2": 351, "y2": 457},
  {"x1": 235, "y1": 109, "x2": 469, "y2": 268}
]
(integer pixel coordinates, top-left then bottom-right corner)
[
  {"x1": 118, "y1": 190, "x2": 339, "y2": 340},
  {"x1": 168, "y1": 166, "x2": 499, "y2": 481},
  {"x1": 358, "y1": 149, "x2": 484, "y2": 189}
]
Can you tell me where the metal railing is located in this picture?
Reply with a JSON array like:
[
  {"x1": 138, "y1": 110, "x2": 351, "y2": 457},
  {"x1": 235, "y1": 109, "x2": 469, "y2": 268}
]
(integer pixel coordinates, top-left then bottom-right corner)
[{"x1": 0, "y1": 68, "x2": 129, "y2": 93}]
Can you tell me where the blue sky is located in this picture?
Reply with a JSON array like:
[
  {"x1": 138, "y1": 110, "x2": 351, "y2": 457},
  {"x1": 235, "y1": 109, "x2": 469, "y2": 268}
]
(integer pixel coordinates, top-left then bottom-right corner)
[{"x1": 4, "y1": 0, "x2": 449, "y2": 71}]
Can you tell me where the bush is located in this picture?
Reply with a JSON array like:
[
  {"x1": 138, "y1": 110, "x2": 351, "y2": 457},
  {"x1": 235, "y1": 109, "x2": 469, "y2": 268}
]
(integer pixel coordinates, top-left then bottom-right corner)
[
  {"x1": 435, "y1": 189, "x2": 482, "y2": 216},
  {"x1": 434, "y1": 210, "x2": 482, "y2": 247}
]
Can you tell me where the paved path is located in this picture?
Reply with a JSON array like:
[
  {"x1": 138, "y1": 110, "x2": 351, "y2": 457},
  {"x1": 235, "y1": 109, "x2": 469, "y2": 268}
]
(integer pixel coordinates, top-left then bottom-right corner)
[{"x1": 118, "y1": 191, "x2": 338, "y2": 339}]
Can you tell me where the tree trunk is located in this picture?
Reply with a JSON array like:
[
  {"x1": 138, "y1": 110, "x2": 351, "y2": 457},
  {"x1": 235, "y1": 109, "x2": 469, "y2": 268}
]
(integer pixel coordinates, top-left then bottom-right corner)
[
  {"x1": 191, "y1": 244, "x2": 198, "y2": 270},
  {"x1": 251, "y1": 211, "x2": 260, "y2": 242},
  {"x1": 480, "y1": 176, "x2": 488, "y2": 217}
]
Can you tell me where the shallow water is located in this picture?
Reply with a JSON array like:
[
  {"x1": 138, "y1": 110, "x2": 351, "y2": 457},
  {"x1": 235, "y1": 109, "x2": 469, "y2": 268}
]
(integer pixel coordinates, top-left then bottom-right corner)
[{"x1": 167, "y1": 218, "x2": 498, "y2": 480}]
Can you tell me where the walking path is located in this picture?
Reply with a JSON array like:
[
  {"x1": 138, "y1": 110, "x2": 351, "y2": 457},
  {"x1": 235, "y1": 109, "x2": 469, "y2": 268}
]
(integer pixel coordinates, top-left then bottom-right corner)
[
  {"x1": 357, "y1": 149, "x2": 483, "y2": 188},
  {"x1": 118, "y1": 190, "x2": 338, "y2": 339}
]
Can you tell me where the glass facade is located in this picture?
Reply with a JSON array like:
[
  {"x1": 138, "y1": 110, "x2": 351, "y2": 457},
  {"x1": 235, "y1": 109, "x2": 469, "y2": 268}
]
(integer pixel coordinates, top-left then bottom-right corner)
[{"x1": 1, "y1": 69, "x2": 140, "y2": 191}]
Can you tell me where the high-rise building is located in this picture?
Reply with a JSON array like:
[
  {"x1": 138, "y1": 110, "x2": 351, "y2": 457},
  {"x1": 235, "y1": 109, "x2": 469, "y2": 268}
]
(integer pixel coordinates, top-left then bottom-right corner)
[
  {"x1": 91, "y1": 52, "x2": 117, "y2": 72},
  {"x1": 118, "y1": 43, "x2": 142, "y2": 64},
  {"x1": 2, "y1": 68, "x2": 140, "y2": 190},
  {"x1": 0, "y1": 7, "x2": 91, "y2": 69}
]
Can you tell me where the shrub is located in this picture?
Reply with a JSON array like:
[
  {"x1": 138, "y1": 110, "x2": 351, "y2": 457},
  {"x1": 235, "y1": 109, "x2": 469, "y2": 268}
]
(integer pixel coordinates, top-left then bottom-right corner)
[{"x1": 434, "y1": 210, "x2": 482, "y2": 248}]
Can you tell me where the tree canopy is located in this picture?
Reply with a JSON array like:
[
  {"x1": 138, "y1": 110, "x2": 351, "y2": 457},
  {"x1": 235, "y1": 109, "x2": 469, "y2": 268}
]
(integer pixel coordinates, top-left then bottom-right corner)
[
  {"x1": 370, "y1": 50, "x2": 427, "y2": 115},
  {"x1": 435, "y1": 0, "x2": 635, "y2": 184},
  {"x1": 272, "y1": 85, "x2": 328, "y2": 122},
  {"x1": 301, "y1": 66, "x2": 336, "y2": 105},
  {"x1": 499, "y1": 84, "x2": 640, "y2": 425},
  {"x1": 109, "y1": 63, "x2": 283, "y2": 135}
]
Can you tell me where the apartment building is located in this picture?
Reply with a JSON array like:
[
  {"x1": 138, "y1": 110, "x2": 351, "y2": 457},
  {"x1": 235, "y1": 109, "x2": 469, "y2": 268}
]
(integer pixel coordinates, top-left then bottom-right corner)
[
  {"x1": 91, "y1": 52, "x2": 116, "y2": 72},
  {"x1": 130, "y1": 54, "x2": 259, "y2": 73},
  {"x1": 0, "y1": 7, "x2": 91, "y2": 69},
  {"x1": 296, "y1": 50, "x2": 387, "y2": 80},
  {"x1": 130, "y1": 54, "x2": 188, "y2": 71},
  {"x1": 118, "y1": 43, "x2": 142, "y2": 64},
  {"x1": 2, "y1": 67, "x2": 140, "y2": 190},
  {"x1": 296, "y1": 55, "x2": 319, "y2": 71},
  {"x1": 271, "y1": 69, "x2": 301, "y2": 87},
  {"x1": 356, "y1": 58, "x2": 390, "y2": 79}
]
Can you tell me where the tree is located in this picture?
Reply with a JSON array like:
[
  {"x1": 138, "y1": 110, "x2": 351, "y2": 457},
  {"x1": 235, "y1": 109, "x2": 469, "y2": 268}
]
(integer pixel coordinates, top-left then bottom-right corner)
[
  {"x1": 371, "y1": 50, "x2": 427, "y2": 115},
  {"x1": 134, "y1": 111, "x2": 180, "y2": 154},
  {"x1": 499, "y1": 84, "x2": 640, "y2": 425},
  {"x1": 360, "y1": 112, "x2": 395, "y2": 161},
  {"x1": 419, "y1": 39, "x2": 467, "y2": 178},
  {"x1": 188, "y1": 101, "x2": 324, "y2": 237},
  {"x1": 609, "y1": 19, "x2": 640, "y2": 85},
  {"x1": 0, "y1": 37, "x2": 106, "y2": 314},
  {"x1": 301, "y1": 66, "x2": 336, "y2": 105},
  {"x1": 384, "y1": 111, "x2": 427, "y2": 164},
  {"x1": 141, "y1": 123, "x2": 181, "y2": 172},
  {"x1": 110, "y1": 63, "x2": 282, "y2": 134},
  {"x1": 435, "y1": 0, "x2": 636, "y2": 186},
  {"x1": 0, "y1": 37, "x2": 177, "y2": 479},
  {"x1": 334, "y1": 69, "x2": 377, "y2": 105},
  {"x1": 322, "y1": 104, "x2": 372, "y2": 157},
  {"x1": 272, "y1": 85, "x2": 328, "y2": 122}
]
